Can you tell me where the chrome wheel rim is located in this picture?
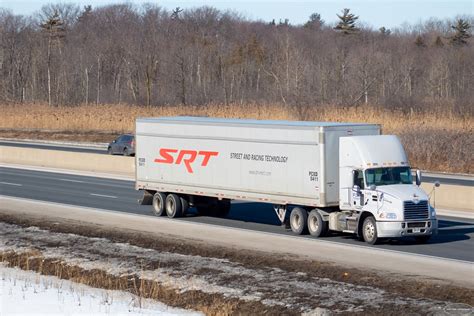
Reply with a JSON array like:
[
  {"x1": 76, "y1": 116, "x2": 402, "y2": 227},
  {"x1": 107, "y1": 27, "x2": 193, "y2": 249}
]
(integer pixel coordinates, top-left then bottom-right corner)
[
  {"x1": 309, "y1": 215, "x2": 319, "y2": 233},
  {"x1": 167, "y1": 198, "x2": 175, "y2": 215},
  {"x1": 291, "y1": 213, "x2": 301, "y2": 230},
  {"x1": 153, "y1": 198, "x2": 162, "y2": 214},
  {"x1": 364, "y1": 220, "x2": 375, "y2": 241}
]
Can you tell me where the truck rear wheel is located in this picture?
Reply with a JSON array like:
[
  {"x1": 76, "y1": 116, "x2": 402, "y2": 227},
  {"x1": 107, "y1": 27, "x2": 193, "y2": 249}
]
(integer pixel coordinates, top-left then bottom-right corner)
[
  {"x1": 152, "y1": 192, "x2": 167, "y2": 216},
  {"x1": 290, "y1": 207, "x2": 308, "y2": 235},
  {"x1": 308, "y1": 210, "x2": 328, "y2": 237},
  {"x1": 165, "y1": 193, "x2": 183, "y2": 218},
  {"x1": 362, "y1": 216, "x2": 379, "y2": 244}
]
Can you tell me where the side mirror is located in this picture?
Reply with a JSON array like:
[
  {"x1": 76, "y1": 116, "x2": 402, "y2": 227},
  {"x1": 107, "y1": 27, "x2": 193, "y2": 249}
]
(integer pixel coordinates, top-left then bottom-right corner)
[
  {"x1": 415, "y1": 169, "x2": 422, "y2": 186},
  {"x1": 352, "y1": 185, "x2": 361, "y2": 193},
  {"x1": 434, "y1": 180, "x2": 440, "y2": 187},
  {"x1": 112, "y1": 140, "x2": 116, "y2": 143}
]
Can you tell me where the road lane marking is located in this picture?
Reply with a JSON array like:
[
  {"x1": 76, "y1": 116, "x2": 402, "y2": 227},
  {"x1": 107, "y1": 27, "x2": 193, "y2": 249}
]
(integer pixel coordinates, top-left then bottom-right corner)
[
  {"x1": 90, "y1": 193, "x2": 118, "y2": 199},
  {"x1": 0, "y1": 182, "x2": 22, "y2": 186},
  {"x1": 59, "y1": 178, "x2": 85, "y2": 183}
]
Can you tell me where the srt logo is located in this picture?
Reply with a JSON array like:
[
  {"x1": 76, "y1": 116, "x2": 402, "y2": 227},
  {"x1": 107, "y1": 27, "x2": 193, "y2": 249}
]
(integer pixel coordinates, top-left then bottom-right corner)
[{"x1": 154, "y1": 148, "x2": 219, "y2": 173}]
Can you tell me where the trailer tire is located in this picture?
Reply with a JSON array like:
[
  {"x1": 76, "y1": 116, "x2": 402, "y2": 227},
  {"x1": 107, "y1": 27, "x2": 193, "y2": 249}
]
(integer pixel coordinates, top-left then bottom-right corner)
[
  {"x1": 290, "y1": 207, "x2": 308, "y2": 235},
  {"x1": 165, "y1": 193, "x2": 183, "y2": 218},
  {"x1": 308, "y1": 210, "x2": 328, "y2": 237},
  {"x1": 362, "y1": 216, "x2": 379, "y2": 244},
  {"x1": 152, "y1": 192, "x2": 167, "y2": 216}
]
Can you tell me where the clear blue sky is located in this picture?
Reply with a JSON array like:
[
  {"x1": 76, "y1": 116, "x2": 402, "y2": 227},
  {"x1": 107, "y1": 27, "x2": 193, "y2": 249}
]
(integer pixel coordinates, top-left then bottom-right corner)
[{"x1": 1, "y1": 0, "x2": 473, "y2": 29}]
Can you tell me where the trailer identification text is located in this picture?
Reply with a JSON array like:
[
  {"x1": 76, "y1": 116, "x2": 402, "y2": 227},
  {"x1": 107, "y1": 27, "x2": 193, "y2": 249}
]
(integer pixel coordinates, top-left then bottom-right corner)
[{"x1": 154, "y1": 148, "x2": 219, "y2": 173}]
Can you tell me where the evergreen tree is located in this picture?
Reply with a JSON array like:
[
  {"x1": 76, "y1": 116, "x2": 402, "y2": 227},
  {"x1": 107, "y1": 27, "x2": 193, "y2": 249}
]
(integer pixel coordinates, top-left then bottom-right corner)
[
  {"x1": 379, "y1": 26, "x2": 391, "y2": 37},
  {"x1": 450, "y1": 19, "x2": 471, "y2": 46},
  {"x1": 334, "y1": 8, "x2": 359, "y2": 34},
  {"x1": 433, "y1": 35, "x2": 444, "y2": 47},
  {"x1": 415, "y1": 35, "x2": 426, "y2": 47},
  {"x1": 77, "y1": 5, "x2": 92, "y2": 24},
  {"x1": 40, "y1": 10, "x2": 65, "y2": 106},
  {"x1": 304, "y1": 13, "x2": 324, "y2": 29}
]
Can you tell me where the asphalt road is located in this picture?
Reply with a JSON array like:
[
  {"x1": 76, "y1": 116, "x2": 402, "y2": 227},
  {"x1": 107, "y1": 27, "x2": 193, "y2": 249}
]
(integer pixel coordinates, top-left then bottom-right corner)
[
  {"x1": 1, "y1": 141, "x2": 472, "y2": 186},
  {"x1": 1, "y1": 166, "x2": 473, "y2": 262}
]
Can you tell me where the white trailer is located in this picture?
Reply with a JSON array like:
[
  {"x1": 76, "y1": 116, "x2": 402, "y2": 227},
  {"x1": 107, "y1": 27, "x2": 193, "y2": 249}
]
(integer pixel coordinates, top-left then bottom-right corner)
[{"x1": 136, "y1": 117, "x2": 438, "y2": 244}]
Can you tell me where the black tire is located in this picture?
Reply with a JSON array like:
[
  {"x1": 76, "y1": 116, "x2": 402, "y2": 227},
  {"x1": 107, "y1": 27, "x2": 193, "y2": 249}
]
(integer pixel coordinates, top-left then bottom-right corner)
[
  {"x1": 180, "y1": 196, "x2": 189, "y2": 217},
  {"x1": 307, "y1": 210, "x2": 328, "y2": 237},
  {"x1": 414, "y1": 235, "x2": 431, "y2": 244},
  {"x1": 123, "y1": 148, "x2": 129, "y2": 156},
  {"x1": 362, "y1": 216, "x2": 379, "y2": 245},
  {"x1": 165, "y1": 193, "x2": 182, "y2": 218},
  {"x1": 290, "y1": 207, "x2": 308, "y2": 235},
  {"x1": 152, "y1": 192, "x2": 167, "y2": 216},
  {"x1": 107, "y1": 147, "x2": 113, "y2": 155}
]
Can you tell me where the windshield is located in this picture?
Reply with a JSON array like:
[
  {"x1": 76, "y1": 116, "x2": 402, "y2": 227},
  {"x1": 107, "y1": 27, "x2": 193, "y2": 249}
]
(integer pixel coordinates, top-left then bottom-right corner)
[{"x1": 365, "y1": 167, "x2": 412, "y2": 186}]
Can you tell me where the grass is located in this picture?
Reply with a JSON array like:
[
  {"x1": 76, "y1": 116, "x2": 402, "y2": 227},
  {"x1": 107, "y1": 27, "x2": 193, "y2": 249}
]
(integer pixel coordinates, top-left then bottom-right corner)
[{"x1": 0, "y1": 102, "x2": 472, "y2": 173}]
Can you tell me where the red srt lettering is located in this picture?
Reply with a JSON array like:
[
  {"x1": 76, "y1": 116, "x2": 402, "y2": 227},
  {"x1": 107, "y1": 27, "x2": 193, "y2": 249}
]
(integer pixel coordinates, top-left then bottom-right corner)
[{"x1": 154, "y1": 148, "x2": 219, "y2": 173}]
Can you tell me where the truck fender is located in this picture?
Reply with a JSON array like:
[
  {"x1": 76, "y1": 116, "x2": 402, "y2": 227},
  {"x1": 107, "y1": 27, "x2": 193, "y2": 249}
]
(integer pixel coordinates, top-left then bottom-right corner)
[
  {"x1": 314, "y1": 208, "x2": 330, "y2": 222},
  {"x1": 356, "y1": 211, "x2": 373, "y2": 238}
]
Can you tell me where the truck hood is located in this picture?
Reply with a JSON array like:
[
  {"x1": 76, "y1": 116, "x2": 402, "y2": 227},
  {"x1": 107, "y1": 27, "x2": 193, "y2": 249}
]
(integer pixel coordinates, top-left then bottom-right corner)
[{"x1": 376, "y1": 184, "x2": 429, "y2": 203}]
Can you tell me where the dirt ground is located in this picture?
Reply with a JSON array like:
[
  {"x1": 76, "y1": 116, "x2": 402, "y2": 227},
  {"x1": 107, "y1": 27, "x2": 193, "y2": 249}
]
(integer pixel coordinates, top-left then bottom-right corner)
[{"x1": 0, "y1": 212, "x2": 472, "y2": 315}]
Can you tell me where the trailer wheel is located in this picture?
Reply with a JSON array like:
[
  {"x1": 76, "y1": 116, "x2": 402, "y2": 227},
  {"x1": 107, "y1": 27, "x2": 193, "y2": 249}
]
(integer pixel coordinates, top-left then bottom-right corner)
[
  {"x1": 180, "y1": 196, "x2": 189, "y2": 217},
  {"x1": 165, "y1": 193, "x2": 183, "y2": 218},
  {"x1": 290, "y1": 207, "x2": 308, "y2": 235},
  {"x1": 362, "y1": 216, "x2": 379, "y2": 244},
  {"x1": 152, "y1": 192, "x2": 167, "y2": 216},
  {"x1": 308, "y1": 210, "x2": 328, "y2": 237}
]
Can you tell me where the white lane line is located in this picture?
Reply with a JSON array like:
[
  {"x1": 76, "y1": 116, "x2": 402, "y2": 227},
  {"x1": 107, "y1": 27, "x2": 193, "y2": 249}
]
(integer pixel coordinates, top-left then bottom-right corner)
[
  {"x1": 0, "y1": 182, "x2": 23, "y2": 186},
  {"x1": 59, "y1": 178, "x2": 85, "y2": 183},
  {"x1": 90, "y1": 193, "x2": 117, "y2": 199}
]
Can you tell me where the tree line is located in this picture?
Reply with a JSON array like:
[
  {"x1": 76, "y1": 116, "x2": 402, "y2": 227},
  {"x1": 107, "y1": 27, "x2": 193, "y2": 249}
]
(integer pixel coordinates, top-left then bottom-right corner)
[{"x1": 0, "y1": 4, "x2": 472, "y2": 113}]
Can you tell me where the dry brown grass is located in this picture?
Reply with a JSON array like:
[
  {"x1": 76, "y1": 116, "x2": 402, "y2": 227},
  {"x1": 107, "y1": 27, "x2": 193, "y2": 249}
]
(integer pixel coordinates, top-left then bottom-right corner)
[
  {"x1": 1, "y1": 250, "x2": 274, "y2": 316},
  {"x1": 0, "y1": 102, "x2": 472, "y2": 173}
]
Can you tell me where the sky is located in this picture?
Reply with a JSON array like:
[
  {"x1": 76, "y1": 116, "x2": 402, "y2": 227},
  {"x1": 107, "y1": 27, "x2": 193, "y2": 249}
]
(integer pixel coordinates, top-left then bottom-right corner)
[{"x1": 1, "y1": 0, "x2": 473, "y2": 29}]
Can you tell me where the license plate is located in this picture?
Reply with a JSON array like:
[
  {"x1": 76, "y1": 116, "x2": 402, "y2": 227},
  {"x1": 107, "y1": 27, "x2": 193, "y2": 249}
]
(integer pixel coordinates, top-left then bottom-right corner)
[{"x1": 413, "y1": 228, "x2": 421, "y2": 233}]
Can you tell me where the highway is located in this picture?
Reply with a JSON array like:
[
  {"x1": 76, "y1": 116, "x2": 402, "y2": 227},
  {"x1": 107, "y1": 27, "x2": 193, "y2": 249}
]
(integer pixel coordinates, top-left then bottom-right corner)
[
  {"x1": 1, "y1": 140, "x2": 473, "y2": 186},
  {"x1": 1, "y1": 166, "x2": 473, "y2": 262}
]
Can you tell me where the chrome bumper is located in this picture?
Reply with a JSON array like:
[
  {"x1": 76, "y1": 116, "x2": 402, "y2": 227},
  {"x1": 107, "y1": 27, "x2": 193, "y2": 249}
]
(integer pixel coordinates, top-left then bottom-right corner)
[{"x1": 376, "y1": 219, "x2": 438, "y2": 238}]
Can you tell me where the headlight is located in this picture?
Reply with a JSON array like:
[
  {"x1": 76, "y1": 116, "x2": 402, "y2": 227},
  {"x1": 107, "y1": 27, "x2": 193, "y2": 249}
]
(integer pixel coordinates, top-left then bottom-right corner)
[
  {"x1": 430, "y1": 205, "x2": 436, "y2": 218},
  {"x1": 380, "y1": 212, "x2": 397, "y2": 219}
]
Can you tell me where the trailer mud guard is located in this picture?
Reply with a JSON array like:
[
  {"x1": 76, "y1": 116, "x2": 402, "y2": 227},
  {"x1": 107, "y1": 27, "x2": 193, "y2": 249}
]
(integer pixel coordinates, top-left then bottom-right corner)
[{"x1": 138, "y1": 190, "x2": 154, "y2": 205}]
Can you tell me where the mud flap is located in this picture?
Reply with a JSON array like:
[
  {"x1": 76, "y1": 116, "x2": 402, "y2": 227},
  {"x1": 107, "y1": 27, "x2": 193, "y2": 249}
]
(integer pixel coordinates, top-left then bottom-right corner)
[{"x1": 138, "y1": 190, "x2": 153, "y2": 205}]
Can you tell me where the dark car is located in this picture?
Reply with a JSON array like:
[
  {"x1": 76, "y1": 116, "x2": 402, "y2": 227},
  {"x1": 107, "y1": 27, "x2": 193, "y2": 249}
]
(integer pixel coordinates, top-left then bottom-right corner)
[{"x1": 108, "y1": 134, "x2": 135, "y2": 156}]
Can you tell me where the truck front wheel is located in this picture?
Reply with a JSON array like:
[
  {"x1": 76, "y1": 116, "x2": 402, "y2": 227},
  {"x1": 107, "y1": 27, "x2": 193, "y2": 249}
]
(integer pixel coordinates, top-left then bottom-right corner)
[
  {"x1": 308, "y1": 210, "x2": 328, "y2": 237},
  {"x1": 152, "y1": 192, "x2": 167, "y2": 216},
  {"x1": 290, "y1": 207, "x2": 308, "y2": 235},
  {"x1": 165, "y1": 194, "x2": 183, "y2": 218},
  {"x1": 362, "y1": 216, "x2": 379, "y2": 245}
]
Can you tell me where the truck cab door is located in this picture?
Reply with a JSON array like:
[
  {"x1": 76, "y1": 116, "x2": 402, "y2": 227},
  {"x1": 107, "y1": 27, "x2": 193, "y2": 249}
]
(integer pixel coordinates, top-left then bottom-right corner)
[{"x1": 351, "y1": 170, "x2": 365, "y2": 209}]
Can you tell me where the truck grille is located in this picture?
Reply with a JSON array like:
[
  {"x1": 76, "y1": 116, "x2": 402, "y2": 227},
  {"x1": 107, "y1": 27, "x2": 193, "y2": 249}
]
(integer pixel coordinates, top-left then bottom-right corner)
[{"x1": 404, "y1": 200, "x2": 429, "y2": 220}]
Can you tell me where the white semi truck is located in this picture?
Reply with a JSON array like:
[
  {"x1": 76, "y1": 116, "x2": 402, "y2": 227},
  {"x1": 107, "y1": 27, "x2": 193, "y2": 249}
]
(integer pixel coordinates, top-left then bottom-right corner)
[{"x1": 136, "y1": 117, "x2": 438, "y2": 244}]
